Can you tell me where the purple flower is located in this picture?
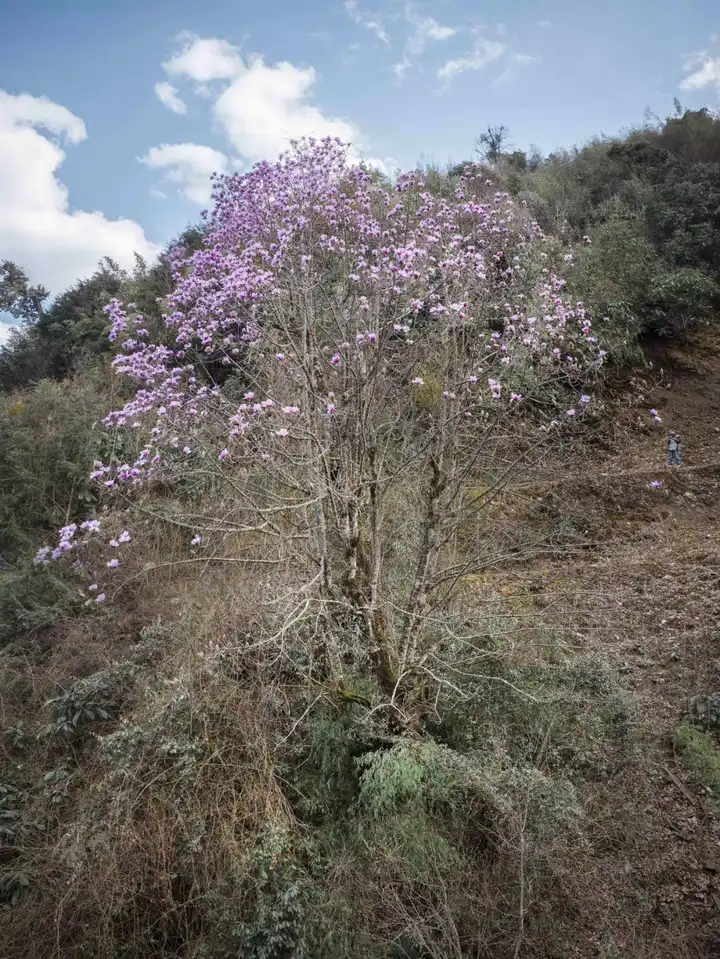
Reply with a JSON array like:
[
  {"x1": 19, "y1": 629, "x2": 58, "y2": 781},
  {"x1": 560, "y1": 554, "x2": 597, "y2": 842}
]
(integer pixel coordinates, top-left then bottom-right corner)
[
  {"x1": 648, "y1": 480, "x2": 663, "y2": 489},
  {"x1": 649, "y1": 409, "x2": 658, "y2": 416},
  {"x1": 88, "y1": 583, "x2": 98, "y2": 591},
  {"x1": 88, "y1": 139, "x2": 610, "y2": 535},
  {"x1": 567, "y1": 409, "x2": 576, "y2": 417},
  {"x1": 191, "y1": 535, "x2": 202, "y2": 546},
  {"x1": 96, "y1": 593, "x2": 106, "y2": 604},
  {"x1": 580, "y1": 395, "x2": 591, "y2": 405},
  {"x1": 118, "y1": 530, "x2": 131, "y2": 543},
  {"x1": 107, "y1": 559, "x2": 119, "y2": 569}
]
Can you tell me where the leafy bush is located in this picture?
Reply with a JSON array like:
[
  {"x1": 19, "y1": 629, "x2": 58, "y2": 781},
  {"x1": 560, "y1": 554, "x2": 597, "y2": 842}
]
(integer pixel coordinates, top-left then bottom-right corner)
[
  {"x1": 645, "y1": 266, "x2": 717, "y2": 334},
  {"x1": 41, "y1": 669, "x2": 131, "y2": 741},
  {"x1": 673, "y1": 721, "x2": 720, "y2": 800},
  {"x1": 0, "y1": 376, "x2": 110, "y2": 560},
  {"x1": 0, "y1": 565, "x2": 79, "y2": 647},
  {"x1": 230, "y1": 827, "x2": 311, "y2": 959}
]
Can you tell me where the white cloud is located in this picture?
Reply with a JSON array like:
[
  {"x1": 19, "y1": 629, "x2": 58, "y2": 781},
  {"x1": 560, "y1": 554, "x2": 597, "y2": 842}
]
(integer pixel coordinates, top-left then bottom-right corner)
[
  {"x1": 0, "y1": 90, "x2": 159, "y2": 295},
  {"x1": 160, "y1": 36, "x2": 364, "y2": 166},
  {"x1": 214, "y1": 59, "x2": 358, "y2": 161},
  {"x1": 139, "y1": 142, "x2": 229, "y2": 204},
  {"x1": 164, "y1": 35, "x2": 243, "y2": 82},
  {"x1": 437, "y1": 35, "x2": 506, "y2": 85},
  {"x1": 344, "y1": 0, "x2": 389, "y2": 45},
  {"x1": 147, "y1": 35, "x2": 393, "y2": 192},
  {"x1": 537, "y1": 19, "x2": 551, "y2": 28},
  {"x1": 0, "y1": 92, "x2": 86, "y2": 143},
  {"x1": 154, "y1": 81, "x2": 187, "y2": 114},
  {"x1": 680, "y1": 54, "x2": 720, "y2": 94},
  {"x1": 393, "y1": 4, "x2": 457, "y2": 78}
]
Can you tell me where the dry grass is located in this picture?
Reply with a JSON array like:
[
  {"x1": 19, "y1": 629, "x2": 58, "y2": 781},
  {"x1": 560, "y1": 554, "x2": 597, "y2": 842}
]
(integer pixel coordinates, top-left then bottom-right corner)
[{"x1": 3, "y1": 331, "x2": 720, "y2": 957}]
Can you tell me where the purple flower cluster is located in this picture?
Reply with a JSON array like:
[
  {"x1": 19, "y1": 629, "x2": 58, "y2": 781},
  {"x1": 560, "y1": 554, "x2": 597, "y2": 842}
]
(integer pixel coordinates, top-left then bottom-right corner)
[
  {"x1": 91, "y1": 138, "x2": 605, "y2": 490},
  {"x1": 41, "y1": 139, "x2": 611, "y2": 606},
  {"x1": 34, "y1": 520, "x2": 132, "y2": 603}
]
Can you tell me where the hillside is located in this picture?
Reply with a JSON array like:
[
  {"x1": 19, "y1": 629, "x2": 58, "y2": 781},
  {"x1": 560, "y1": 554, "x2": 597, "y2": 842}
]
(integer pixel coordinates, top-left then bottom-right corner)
[
  {"x1": 1, "y1": 125, "x2": 720, "y2": 958},
  {"x1": 472, "y1": 329, "x2": 720, "y2": 955},
  {"x1": 2, "y1": 329, "x2": 719, "y2": 958}
]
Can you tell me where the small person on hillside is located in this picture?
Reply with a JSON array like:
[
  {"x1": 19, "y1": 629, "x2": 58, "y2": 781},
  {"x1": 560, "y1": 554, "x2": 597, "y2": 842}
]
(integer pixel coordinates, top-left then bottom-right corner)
[{"x1": 668, "y1": 431, "x2": 681, "y2": 466}]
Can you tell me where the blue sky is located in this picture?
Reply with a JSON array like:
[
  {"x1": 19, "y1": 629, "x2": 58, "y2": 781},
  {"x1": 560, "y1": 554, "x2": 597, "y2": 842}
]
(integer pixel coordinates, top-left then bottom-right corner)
[{"x1": 0, "y1": 0, "x2": 718, "y2": 339}]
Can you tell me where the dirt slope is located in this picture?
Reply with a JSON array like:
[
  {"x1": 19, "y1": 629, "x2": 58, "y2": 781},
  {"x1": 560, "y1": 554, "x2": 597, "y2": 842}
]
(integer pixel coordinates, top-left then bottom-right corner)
[{"x1": 488, "y1": 330, "x2": 720, "y2": 956}]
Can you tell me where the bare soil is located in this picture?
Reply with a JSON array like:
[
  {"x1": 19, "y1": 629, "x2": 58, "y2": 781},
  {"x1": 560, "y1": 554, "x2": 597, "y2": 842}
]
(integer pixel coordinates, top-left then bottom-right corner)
[{"x1": 484, "y1": 330, "x2": 720, "y2": 956}]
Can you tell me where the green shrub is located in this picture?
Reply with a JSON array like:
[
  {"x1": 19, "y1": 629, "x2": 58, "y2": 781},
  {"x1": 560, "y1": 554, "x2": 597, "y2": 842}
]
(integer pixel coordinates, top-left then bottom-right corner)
[
  {"x1": 646, "y1": 266, "x2": 718, "y2": 334},
  {"x1": 0, "y1": 565, "x2": 79, "y2": 647},
  {"x1": 42, "y1": 673, "x2": 120, "y2": 741},
  {"x1": 673, "y1": 721, "x2": 720, "y2": 799},
  {"x1": 230, "y1": 827, "x2": 311, "y2": 959},
  {"x1": 0, "y1": 376, "x2": 110, "y2": 559}
]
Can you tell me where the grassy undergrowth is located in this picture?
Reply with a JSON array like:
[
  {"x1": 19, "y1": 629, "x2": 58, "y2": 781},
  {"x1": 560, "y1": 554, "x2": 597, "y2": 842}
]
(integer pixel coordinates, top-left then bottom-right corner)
[
  {"x1": 673, "y1": 722, "x2": 720, "y2": 804},
  {"x1": 0, "y1": 574, "x2": 642, "y2": 958}
]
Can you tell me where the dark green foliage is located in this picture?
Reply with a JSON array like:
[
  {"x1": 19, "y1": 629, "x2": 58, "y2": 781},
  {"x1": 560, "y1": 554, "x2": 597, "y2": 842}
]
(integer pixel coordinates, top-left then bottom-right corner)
[
  {"x1": 0, "y1": 781, "x2": 26, "y2": 845},
  {"x1": 0, "y1": 871, "x2": 30, "y2": 908},
  {"x1": 0, "y1": 226, "x2": 203, "y2": 392},
  {"x1": 41, "y1": 670, "x2": 125, "y2": 741},
  {"x1": 0, "y1": 377, "x2": 110, "y2": 560},
  {"x1": 231, "y1": 828, "x2": 310, "y2": 959},
  {"x1": 0, "y1": 258, "x2": 126, "y2": 390},
  {"x1": 0, "y1": 260, "x2": 49, "y2": 323},
  {"x1": 646, "y1": 266, "x2": 717, "y2": 334},
  {"x1": 0, "y1": 565, "x2": 79, "y2": 647},
  {"x1": 673, "y1": 722, "x2": 720, "y2": 801},
  {"x1": 487, "y1": 108, "x2": 720, "y2": 342}
]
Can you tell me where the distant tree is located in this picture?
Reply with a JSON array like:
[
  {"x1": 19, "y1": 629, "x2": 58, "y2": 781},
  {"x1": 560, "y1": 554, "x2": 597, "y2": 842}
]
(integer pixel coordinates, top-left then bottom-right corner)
[
  {"x1": 0, "y1": 228, "x2": 204, "y2": 392},
  {"x1": 505, "y1": 150, "x2": 528, "y2": 171},
  {"x1": 0, "y1": 260, "x2": 49, "y2": 323},
  {"x1": 526, "y1": 144, "x2": 543, "y2": 171},
  {"x1": 475, "y1": 125, "x2": 510, "y2": 164}
]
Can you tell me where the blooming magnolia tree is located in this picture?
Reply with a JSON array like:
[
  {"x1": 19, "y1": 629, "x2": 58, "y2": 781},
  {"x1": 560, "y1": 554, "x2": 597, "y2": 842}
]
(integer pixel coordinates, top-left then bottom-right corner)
[{"x1": 38, "y1": 139, "x2": 607, "y2": 697}]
